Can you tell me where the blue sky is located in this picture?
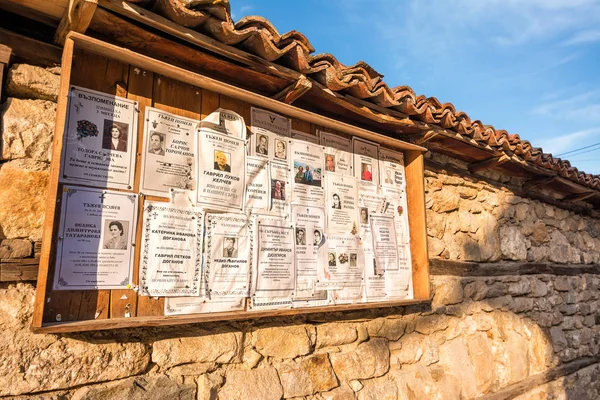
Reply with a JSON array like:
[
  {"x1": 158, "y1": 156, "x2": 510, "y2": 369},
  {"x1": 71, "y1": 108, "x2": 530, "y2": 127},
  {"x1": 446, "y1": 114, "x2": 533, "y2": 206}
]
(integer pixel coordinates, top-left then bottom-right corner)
[{"x1": 230, "y1": 0, "x2": 600, "y2": 175}]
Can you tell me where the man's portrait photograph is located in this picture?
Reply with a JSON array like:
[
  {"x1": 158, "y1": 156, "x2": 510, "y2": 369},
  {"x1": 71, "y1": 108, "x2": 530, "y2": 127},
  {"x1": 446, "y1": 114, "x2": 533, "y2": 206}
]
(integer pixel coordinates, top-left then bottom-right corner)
[
  {"x1": 147, "y1": 131, "x2": 166, "y2": 156},
  {"x1": 214, "y1": 150, "x2": 232, "y2": 172},
  {"x1": 222, "y1": 236, "x2": 238, "y2": 258}
]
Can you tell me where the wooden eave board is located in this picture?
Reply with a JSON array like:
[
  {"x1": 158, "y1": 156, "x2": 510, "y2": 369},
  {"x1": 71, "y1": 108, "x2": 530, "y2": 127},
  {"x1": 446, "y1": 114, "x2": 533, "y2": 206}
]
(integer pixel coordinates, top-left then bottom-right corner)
[{"x1": 427, "y1": 136, "x2": 498, "y2": 164}]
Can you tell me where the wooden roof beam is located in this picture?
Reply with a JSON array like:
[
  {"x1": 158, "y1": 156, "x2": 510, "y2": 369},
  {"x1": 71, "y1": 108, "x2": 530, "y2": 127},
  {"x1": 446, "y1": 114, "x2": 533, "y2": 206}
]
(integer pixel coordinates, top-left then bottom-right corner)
[
  {"x1": 54, "y1": 0, "x2": 98, "y2": 46},
  {"x1": 562, "y1": 191, "x2": 596, "y2": 203},
  {"x1": 273, "y1": 76, "x2": 312, "y2": 104},
  {"x1": 468, "y1": 154, "x2": 511, "y2": 173},
  {"x1": 523, "y1": 176, "x2": 559, "y2": 191},
  {"x1": 415, "y1": 130, "x2": 439, "y2": 145},
  {"x1": 0, "y1": 27, "x2": 62, "y2": 67}
]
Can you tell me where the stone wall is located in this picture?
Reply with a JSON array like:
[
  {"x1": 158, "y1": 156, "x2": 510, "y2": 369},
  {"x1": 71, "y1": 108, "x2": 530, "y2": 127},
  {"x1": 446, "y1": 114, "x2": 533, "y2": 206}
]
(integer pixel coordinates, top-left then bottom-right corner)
[{"x1": 1, "y1": 62, "x2": 599, "y2": 399}]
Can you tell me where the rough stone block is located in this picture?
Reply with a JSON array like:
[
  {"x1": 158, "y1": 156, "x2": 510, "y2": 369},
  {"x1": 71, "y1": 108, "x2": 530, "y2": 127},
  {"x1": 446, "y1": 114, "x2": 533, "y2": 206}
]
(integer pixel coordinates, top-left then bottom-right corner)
[
  {"x1": 0, "y1": 284, "x2": 150, "y2": 397},
  {"x1": 357, "y1": 376, "x2": 398, "y2": 400},
  {"x1": 530, "y1": 278, "x2": 548, "y2": 297},
  {"x1": 254, "y1": 324, "x2": 313, "y2": 359},
  {"x1": 316, "y1": 323, "x2": 357, "y2": 348},
  {"x1": 70, "y1": 375, "x2": 195, "y2": 400},
  {"x1": 276, "y1": 354, "x2": 338, "y2": 397},
  {"x1": 0, "y1": 159, "x2": 49, "y2": 241},
  {"x1": 197, "y1": 373, "x2": 223, "y2": 400},
  {"x1": 431, "y1": 187, "x2": 460, "y2": 213},
  {"x1": 219, "y1": 368, "x2": 283, "y2": 400},
  {"x1": 414, "y1": 315, "x2": 450, "y2": 335},
  {"x1": 0, "y1": 239, "x2": 32, "y2": 258},
  {"x1": 320, "y1": 383, "x2": 355, "y2": 400},
  {"x1": 432, "y1": 277, "x2": 464, "y2": 308},
  {"x1": 330, "y1": 338, "x2": 389, "y2": 381},
  {"x1": 500, "y1": 225, "x2": 528, "y2": 261},
  {"x1": 1, "y1": 98, "x2": 56, "y2": 162},
  {"x1": 508, "y1": 280, "x2": 531, "y2": 296},
  {"x1": 152, "y1": 330, "x2": 242, "y2": 369},
  {"x1": 6, "y1": 64, "x2": 60, "y2": 102},
  {"x1": 365, "y1": 317, "x2": 407, "y2": 341}
]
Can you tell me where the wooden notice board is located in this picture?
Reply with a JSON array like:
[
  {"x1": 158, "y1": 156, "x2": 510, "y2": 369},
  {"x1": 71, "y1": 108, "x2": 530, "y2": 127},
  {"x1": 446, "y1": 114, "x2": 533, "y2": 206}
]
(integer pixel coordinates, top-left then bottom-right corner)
[{"x1": 32, "y1": 33, "x2": 430, "y2": 333}]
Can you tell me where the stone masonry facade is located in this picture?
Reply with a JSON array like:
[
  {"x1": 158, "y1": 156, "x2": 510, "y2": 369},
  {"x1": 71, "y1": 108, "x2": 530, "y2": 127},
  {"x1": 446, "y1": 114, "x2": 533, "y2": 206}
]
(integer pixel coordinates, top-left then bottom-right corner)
[{"x1": 1, "y1": 63, "x2": 600, "y2": 399}]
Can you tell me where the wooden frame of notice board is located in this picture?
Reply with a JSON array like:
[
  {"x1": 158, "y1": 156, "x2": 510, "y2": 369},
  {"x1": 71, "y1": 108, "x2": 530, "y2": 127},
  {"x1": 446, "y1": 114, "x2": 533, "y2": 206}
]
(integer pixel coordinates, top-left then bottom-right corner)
[{"x1": 32, "y1": 32, "x2": 431, "y2": 333}]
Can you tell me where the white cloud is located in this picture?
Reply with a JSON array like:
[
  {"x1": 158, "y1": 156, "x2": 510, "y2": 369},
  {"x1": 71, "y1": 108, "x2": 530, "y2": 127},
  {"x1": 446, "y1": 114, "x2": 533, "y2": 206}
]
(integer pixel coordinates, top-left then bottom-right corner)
[
  {"x1": 562, "y1": 29, "x2": 600, "y2": 45},
  {"x1": 536, "y1": 128, "x2": 600, "y2": 155},
  {"x1": 533, "y1": 90, "x2": 600, "y2": 122}
]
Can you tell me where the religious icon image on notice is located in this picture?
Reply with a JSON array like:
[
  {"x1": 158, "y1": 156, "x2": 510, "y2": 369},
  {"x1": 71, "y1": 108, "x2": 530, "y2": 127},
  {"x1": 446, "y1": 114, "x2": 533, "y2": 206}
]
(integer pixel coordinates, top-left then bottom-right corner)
[{"x1": 61, "y1": 86, "x2": 138, "y2": 189}]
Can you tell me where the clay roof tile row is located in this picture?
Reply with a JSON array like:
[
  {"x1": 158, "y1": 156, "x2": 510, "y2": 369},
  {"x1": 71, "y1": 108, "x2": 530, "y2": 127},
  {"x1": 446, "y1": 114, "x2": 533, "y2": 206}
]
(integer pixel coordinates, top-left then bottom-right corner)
[{"x1": 147, "y1": 0, "x2": 600, "y2": 191}]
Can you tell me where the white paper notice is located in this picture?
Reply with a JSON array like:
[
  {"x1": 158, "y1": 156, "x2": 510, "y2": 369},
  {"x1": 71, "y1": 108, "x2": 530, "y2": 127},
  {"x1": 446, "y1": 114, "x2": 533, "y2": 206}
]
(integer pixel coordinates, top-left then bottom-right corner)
[
  {"x1": 251, "y1": 107, "x2": 291, "y2": 162},
  {"x1": 164, "y1": 297, "x2": 245, "y2": 315},
  {"x1": 140, "y1": 107, "x2": 197, "y2": 197},
  {"x1": 318, "y1": 234, "x2": 362, "y2": 289},
  {"x1": 290, "y1": 139, "x2": 325, "y2": 206},
  {"x1": 370, "y1": 214, "x2": 399, "y2": 274},
  {"x1": 54, "y1": 186, "x2": 137, "y2": 290},
  {"x1": 358, "y1": 184, "x2": 386, "y2": 231},
  {"x1": 291, "y1": 205, "x2": 326, "y2": 291},
  {"x1": 253, "y1": 217, "x2": 295, "y2": 298},
  {"x1": 319, "y1": 130, "x2": 352, "y2": 176},
  {"x1": 325, "y1": 173, "x2": 359, "y2": 235},
  {"x1": 61, "y1": 86, "x2": 137, "y2": 189},
  {"x1": 379, "y1": 148, "x2": 406, "y2": 189},
  {"x1": 139, "y1": 202, "x2": 203, "y2": 296},
  {"x1": 198, "y1": 108, "x2": 247, "y2": 139},
  {"x1": 205, "y1": 213, "x2": 252, "y2": 298},
  {"x1": 245, "y1": 156, "x2": 270, "y2": 212},
  {"x1": 353, "y1": 137, "x2": 380, "y2": 186},
  {"x1": 269, "y1": 161, "x2": 290, "y2": 217},
  {"x1": 197, "y1": 130, "x2": 246, "y2": 210}
]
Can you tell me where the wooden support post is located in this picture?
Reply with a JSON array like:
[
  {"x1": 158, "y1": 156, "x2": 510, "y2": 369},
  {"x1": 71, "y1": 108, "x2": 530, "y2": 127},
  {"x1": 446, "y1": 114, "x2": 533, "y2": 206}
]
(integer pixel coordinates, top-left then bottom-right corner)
[
  {"x1": 563, "y1": 191, "x2": 596, "y2": 203},
  {"x1": 0, "y1": 44, "x2": 12, "y2": 101},
  {"x1": 468, "y1": 154, "x2": 510, "y2": 173},
  {"x1": 54, "y1": 0, "x2": 98, "y2": 46},
  {"x1": 415, "y1": 130, "x2": 439, "y2": 145},
  {"x1": 273, "y1": 76, "x2": 312, "y2": 104}
]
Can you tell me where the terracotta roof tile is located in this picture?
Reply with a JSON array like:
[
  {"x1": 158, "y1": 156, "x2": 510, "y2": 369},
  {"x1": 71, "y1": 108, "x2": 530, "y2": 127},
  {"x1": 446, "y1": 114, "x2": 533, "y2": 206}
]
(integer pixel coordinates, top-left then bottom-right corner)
[{"x1": 147, "y1": 0, "x2": 600, "y2": 191}]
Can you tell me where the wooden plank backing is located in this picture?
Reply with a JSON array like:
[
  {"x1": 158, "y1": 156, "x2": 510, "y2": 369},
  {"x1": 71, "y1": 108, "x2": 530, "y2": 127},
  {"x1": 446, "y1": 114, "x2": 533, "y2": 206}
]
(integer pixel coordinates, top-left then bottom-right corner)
[
  {"x1": 42, "y1": 49, "x2": 131, "y2": 324},
  {"x1": 110, "y1": 64, "x2": 154, "y2": 319}
]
